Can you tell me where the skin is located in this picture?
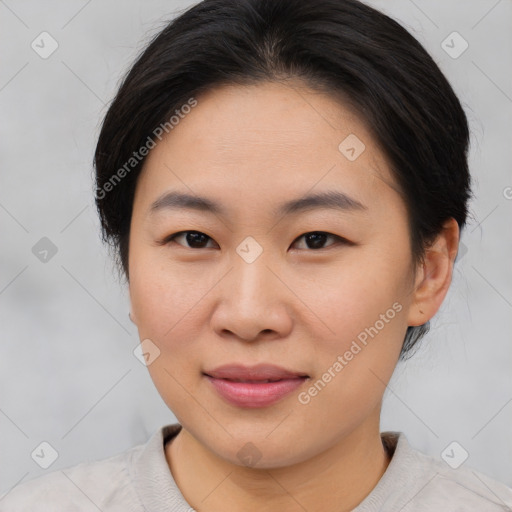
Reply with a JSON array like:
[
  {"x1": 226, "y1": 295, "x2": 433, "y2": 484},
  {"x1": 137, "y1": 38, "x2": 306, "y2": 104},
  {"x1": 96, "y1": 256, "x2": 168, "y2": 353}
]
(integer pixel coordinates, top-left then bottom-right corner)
[{"x1": 128, "y1": 80, "x2": 460, "y2": 512}]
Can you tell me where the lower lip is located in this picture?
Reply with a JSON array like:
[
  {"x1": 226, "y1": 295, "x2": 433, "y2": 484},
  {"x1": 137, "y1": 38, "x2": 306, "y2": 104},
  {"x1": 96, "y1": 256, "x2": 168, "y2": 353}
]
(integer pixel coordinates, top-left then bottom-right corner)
[{"x1": 205, "y1": 375, "x2": 308, "y2": 408}]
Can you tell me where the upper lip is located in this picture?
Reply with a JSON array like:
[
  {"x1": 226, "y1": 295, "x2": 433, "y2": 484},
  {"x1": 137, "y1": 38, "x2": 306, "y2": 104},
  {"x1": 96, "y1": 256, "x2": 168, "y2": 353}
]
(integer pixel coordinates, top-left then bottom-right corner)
[{"x1": 204, "y1": 364, "x2": 309, "y2": 381}]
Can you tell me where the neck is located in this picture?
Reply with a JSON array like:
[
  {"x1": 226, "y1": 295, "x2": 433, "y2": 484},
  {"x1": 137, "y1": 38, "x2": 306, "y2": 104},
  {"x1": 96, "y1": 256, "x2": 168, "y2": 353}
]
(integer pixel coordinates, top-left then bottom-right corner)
[{"x1": 165, "y1": 417, "x2": 391, "y2": 512}]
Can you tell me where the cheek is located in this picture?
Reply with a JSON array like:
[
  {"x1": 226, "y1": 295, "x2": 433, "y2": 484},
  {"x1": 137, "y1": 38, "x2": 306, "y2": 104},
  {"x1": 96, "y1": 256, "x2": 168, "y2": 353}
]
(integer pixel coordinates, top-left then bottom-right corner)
[
  {"x1": 129, "y1": 251, "x2": 210, "y2": 411},
  {"x1": 298, "y1": 266, "x2": 407, "y2": 428},
  {"x1": 129, "y1": 245, "x2": 223, "y2": 362},
  {"x1": 299, "y1": 252, "x2": 409, "y2": 350}
]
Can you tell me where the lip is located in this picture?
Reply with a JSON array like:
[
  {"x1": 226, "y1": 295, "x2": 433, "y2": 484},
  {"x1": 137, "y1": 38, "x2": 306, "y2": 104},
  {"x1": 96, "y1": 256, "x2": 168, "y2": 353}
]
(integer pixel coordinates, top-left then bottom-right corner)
[
  {"x1": 204, "y1": 363, "x2": 308, "y2": 381},
  {"x1": 203, "y1": 364, "x2": 309, "y2": 408}
]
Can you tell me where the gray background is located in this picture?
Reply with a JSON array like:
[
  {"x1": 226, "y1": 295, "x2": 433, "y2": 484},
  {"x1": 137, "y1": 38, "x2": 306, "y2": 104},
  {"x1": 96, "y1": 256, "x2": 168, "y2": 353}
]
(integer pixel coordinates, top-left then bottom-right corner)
[{"x1": 1, "y1": 0, "x2": 511, "y2": 496}]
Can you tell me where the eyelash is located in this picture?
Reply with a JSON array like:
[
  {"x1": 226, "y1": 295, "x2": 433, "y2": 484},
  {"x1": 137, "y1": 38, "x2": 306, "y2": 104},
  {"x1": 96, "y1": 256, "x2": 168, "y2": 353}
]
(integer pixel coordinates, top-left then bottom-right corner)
[{"x1": 159, "y1": 230, "x2": 350, "y2": 251}]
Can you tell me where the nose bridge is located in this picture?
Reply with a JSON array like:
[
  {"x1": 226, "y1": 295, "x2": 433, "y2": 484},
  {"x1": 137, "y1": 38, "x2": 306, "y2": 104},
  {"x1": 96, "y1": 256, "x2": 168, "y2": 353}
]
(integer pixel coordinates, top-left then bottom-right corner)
[{"x1": 230, "y1": 242, "x2": 275, "y2": 307}]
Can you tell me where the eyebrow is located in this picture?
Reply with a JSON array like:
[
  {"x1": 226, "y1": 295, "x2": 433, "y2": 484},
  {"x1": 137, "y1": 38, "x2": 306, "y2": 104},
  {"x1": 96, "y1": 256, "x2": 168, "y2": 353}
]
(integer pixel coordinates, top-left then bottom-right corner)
[{"x1": 149, "y1": 190, "x2": 368, "y2": 218}]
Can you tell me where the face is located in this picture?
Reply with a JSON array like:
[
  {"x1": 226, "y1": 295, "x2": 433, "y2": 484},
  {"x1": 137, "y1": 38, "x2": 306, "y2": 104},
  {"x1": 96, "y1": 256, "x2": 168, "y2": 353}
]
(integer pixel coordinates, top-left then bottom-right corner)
[{"x1": 128, "y1": 80, "x2": 421, "y2": 468}]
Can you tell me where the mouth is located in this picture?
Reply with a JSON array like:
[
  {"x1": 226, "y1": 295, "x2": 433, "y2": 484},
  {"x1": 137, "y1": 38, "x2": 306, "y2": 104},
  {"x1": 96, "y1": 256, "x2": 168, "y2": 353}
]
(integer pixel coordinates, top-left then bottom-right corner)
[
  {"x1": 203, "y1": 363, "x2": 309, "y2": 408},
  {"x1": 210, "y1": 378, "x2": 297, "y2": 383},
  {"x1": 203, "y1": 363, "x2": 309, "y2": 381}
]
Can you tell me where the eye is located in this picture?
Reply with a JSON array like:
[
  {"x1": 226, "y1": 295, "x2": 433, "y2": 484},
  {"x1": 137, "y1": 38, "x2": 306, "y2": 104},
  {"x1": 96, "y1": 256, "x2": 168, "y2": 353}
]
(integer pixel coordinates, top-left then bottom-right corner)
[
  {"x1": 162, "y1": 230, "x2": 218, "y2": 249},
  {"x1": 291, "y1": 231, "x2": 347, "y2": 250},
  {"x1": 160, "y1": 230, "x2": 349, "y2": 251}
]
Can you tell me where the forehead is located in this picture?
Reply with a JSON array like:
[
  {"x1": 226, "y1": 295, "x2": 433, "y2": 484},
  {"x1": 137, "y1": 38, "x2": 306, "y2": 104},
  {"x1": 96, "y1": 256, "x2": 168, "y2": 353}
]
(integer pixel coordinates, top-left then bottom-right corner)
[{"x1": 135, "y1": 81, "x2": 400, "y2": 216}]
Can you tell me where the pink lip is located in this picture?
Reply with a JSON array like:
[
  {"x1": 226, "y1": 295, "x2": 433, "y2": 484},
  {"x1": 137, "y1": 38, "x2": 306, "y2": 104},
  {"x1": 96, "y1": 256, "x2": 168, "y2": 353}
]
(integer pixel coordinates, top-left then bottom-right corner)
[{"x1": 203, "y1": 364, "x2": 309, "y2": 408}]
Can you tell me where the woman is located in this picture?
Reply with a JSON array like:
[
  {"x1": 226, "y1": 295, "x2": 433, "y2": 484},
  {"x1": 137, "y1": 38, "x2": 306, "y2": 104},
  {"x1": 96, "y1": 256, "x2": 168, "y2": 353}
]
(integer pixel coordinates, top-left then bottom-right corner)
[{"x1": 2, "y1": 0, "x2": 511, "y2": 510}]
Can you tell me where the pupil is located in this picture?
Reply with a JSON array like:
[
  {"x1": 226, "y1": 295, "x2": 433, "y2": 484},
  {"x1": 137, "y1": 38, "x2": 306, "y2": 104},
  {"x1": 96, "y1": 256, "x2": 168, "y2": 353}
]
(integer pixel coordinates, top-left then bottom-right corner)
[
  {"x1": 306, "y1": 232, "x2": 326, "y2": 249},
  {"x1": 187, "y1": 231, "x2": 208, "y2": 248}
]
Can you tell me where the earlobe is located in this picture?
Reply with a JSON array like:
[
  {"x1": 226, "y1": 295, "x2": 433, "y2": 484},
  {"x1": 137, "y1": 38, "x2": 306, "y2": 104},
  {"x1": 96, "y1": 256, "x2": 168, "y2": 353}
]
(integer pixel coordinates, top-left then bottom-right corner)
[{"x1": 407, "y1": 218, "x2": 460, "y2": 327}]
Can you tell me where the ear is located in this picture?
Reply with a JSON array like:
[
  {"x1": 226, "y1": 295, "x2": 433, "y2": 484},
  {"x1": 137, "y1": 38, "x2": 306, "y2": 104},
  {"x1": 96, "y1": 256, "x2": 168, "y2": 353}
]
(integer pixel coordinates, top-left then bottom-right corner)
[{"x1": 407, "y1": 218, "x2": 460, "y2": 327}]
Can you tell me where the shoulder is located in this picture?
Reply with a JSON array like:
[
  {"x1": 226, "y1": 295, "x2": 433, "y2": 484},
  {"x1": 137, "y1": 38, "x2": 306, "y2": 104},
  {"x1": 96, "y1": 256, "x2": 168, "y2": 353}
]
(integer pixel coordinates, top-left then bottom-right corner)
[
  {"x1": 0, "y1": 443, "x2": 145, "y2": 512},
  {"x1": 392, "y1": 433, "x2": 512, "y2": 511}
]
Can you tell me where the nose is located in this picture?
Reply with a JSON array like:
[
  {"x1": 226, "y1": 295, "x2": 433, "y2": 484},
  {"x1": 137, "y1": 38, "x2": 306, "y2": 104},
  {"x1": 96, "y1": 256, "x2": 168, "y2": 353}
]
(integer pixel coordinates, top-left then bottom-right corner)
[{"x1": 210, "y1": 254, "x2": 293, "y2": 343}]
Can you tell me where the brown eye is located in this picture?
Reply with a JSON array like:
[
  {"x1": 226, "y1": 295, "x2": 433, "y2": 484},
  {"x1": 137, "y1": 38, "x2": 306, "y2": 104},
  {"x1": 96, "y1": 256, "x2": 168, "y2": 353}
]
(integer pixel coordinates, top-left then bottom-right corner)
[
  {"x1": 160, "y1": 230, "x2": 348, "y2": 251},
  {"x1": 292, "y1": 231, "x2": 346, "y2": 250},
  {"x1": 165, "y1": 230, "x2": 218, "y2": 249}
]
